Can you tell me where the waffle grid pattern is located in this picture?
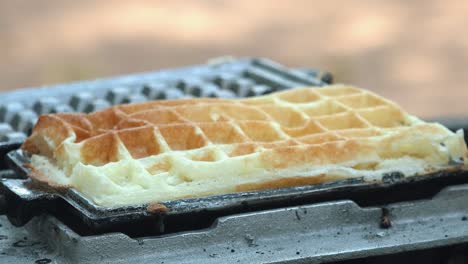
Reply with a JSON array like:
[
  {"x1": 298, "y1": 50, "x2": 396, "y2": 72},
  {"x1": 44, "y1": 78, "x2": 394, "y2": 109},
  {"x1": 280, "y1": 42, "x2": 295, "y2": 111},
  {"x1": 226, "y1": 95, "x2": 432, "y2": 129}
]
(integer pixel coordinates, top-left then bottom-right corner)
[
  {"x1": 22, "y1": 85, "x2": 468, "y2": 206},
  {"x1": 48, "y1": 86, "x2": 409, "y2": 167}
]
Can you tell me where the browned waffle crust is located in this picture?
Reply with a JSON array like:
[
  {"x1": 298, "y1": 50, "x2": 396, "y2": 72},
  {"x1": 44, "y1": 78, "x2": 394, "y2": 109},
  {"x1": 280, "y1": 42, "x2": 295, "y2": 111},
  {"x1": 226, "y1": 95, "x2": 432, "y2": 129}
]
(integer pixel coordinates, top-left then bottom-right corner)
[{"x1": 22, "y1": 85, "x2": 468, "y2": 206}]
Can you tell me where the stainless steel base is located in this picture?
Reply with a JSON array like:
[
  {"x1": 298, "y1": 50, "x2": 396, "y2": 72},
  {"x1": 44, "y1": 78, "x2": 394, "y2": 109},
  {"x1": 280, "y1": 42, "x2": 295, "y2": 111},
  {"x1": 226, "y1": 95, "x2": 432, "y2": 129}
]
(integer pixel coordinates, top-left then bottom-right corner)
[
  {"x1": 1, "y1": 183, "x2": 466, "y2": 263},
  {"x1": 0, "y1": 215, "x2": 51, "y2": 263}
]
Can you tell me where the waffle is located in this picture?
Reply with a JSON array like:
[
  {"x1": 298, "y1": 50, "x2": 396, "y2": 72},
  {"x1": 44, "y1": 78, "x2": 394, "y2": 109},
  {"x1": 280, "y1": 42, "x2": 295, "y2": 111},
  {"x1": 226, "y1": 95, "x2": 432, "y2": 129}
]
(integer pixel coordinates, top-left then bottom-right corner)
[{"x1": 22, "y1": 85, "x2": 468, "y2": 206}]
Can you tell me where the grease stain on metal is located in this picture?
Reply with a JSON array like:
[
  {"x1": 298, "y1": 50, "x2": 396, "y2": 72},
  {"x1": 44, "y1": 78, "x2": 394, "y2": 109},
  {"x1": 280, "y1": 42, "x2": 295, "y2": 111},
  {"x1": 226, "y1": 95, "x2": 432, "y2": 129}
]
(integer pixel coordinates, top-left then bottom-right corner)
[
  {"x1": 35, "y1": 258, "x2": 52, "y2": 264},
  {"x1": 244, "y1": 234, "x2": 257, "y2": 247},
  {"x1": 295, "y1": 211, "x2": 301, "y2": 221},
  {"x1": 12, "y1": 239, "x2": 41, "y2": 248},
  {"x1": 380, "y1": 207, "x2": 392, "y2": 229}
]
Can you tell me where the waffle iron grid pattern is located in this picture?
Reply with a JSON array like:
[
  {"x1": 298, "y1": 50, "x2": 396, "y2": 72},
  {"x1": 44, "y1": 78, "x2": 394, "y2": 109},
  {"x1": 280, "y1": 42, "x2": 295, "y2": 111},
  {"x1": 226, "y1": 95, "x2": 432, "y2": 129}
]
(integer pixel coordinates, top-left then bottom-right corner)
[{"x1": 0, "y1": 58, "x2": 329, "y2": 151}]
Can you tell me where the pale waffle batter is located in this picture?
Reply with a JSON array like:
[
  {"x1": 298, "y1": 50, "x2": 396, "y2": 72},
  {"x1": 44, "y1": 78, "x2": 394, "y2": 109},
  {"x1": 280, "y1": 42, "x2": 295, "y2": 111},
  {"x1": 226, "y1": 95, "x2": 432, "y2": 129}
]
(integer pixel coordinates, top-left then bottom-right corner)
[{"x1": 22, "y1": 85, "x2": 468, "y2": 206}]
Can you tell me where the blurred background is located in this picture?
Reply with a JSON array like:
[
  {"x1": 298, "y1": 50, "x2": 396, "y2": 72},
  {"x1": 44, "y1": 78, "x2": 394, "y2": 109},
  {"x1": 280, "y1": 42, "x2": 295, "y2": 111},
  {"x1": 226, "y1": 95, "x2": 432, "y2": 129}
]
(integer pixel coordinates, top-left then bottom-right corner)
[{"x1": 0, "y1": 0, "x2": 467, "y2": 118}]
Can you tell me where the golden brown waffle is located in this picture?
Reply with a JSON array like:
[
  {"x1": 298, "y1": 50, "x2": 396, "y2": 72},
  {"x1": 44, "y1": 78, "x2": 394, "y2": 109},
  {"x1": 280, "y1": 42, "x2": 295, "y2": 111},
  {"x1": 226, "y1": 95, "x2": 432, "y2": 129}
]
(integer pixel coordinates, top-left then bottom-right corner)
[{"x1": 22, "y1": 85, "x2": 468, "y2": 206}]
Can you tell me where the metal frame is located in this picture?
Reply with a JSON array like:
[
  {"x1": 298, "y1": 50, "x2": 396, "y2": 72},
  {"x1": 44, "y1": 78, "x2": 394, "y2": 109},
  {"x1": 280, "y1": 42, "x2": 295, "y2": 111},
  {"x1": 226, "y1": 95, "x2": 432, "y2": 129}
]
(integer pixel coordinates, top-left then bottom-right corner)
[{"x1": 5, "y1": 183, "x2": 466, "y2": 263}]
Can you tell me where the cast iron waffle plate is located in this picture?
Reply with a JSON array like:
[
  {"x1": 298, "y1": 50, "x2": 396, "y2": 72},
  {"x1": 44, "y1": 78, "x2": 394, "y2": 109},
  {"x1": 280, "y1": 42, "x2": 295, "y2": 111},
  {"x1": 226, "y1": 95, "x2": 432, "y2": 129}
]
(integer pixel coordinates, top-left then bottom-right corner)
[
  {"x1": 1, "y1": 57, "x2": 467, "y2": 238},
  {"x1": 0, "y1": 57, "x2": 331, "y2": 169},
  {"x1": 3, "y1": 148, "x2": 468, "y2": 236}
]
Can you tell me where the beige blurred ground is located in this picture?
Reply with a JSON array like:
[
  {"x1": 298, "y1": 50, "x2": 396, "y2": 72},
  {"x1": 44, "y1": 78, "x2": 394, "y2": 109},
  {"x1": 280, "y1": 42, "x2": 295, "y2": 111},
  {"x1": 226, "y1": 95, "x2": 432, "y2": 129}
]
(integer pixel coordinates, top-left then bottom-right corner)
[{"x1": 0, "y1": 0, "x2": 467, "y2": 118}]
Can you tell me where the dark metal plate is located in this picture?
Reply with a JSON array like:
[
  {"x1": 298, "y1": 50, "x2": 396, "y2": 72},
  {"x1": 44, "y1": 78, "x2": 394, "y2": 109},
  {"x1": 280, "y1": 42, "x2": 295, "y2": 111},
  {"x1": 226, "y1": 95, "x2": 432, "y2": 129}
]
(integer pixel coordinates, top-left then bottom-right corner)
[{"x1": 2, "y1": 149, "x2": 468, "y2": 237}]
